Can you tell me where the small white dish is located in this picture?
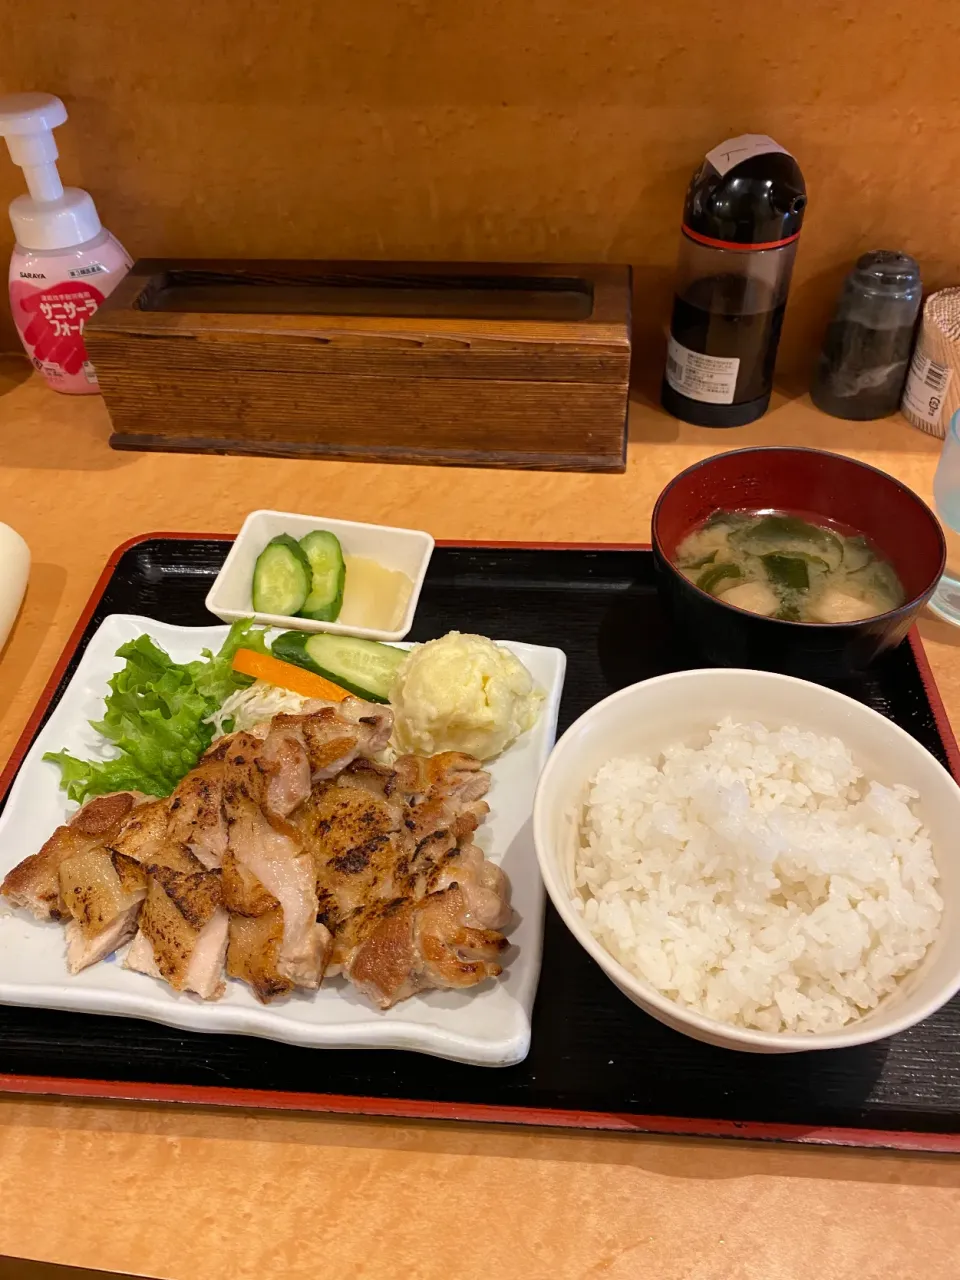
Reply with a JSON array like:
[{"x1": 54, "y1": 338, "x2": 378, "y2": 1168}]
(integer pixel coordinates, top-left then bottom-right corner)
[
  {"x1": 206, "y1": 510, "x2": 435, "y2": 642},
  {"x1": 534, "y1": 668, "x2": 960, "y2": 1055},
  {"x1": 0, "y1": 615, "x2": 566, "y2": 1066}
]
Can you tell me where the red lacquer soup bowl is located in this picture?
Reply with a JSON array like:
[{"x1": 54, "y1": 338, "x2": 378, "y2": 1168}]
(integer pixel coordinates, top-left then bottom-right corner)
[{"x1": 651, "y1": 447, "x2": 946, "y2": 679}]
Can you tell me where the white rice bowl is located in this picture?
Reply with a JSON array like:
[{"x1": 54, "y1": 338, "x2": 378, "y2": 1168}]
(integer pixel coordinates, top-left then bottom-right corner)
[{"x1": 573, "y1": 718, "x2": 943, "y2": 1034}]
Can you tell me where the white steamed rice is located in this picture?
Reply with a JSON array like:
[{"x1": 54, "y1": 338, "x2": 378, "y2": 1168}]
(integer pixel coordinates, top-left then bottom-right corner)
[{"x1": 573, "y1": 718, "x2": 943, "y2": 1034}]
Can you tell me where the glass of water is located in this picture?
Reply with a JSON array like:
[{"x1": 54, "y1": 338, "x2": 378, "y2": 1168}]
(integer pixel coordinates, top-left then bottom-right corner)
[{"x1": 929, "y1": 408, "x2": 960, "y2": 624}]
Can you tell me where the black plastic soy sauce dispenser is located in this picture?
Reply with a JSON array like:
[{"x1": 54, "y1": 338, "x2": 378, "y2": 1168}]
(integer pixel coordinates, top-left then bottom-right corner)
[{"x1": 661, "y1": 135, "x2": 807, "y2": 427}]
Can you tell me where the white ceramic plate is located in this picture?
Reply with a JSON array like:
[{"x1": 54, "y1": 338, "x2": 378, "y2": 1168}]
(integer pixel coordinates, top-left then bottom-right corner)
[{"x1": 0, "y1": 615, "x2": 566, "y2": 1066}]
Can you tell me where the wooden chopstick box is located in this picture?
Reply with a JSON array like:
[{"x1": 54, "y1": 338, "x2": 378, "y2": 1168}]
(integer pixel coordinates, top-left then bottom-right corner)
[{"x1": 83, "y1": 260, "x2": 632, "y2": 472}]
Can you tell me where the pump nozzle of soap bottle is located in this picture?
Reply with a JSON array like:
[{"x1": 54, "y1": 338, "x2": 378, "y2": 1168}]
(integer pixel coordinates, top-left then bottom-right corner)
[{"x1": 0, "y1": 92, "x2": 131, "y2": 395}]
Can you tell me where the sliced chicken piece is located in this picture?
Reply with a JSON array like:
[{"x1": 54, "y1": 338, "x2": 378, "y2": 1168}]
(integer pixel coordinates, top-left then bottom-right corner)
[
  {"x1": 2, "y1": 791, "x2": 147, "y2": 920},
  {"x1": 393, "y1": 752, "x2": 491, "y2": 806},
  {"x1": 58, "y1": 846, "x2": 147, "y2": 938},
  {"x1": 166, "y1": 752, "x2": 229, "y2": 868},
  {"x1": 125, "y1": 909, "x2": 229, "y2": 1000},
  {"x1": 112, "y1": 850, "x2": 149, "y2": 895},
  {"x1": 347, "y1": 885, "x2": 508, "y2": 1009},
  {"x1": 65, "y1": 905, "x2": 141, "y2": 973},
  {"x1": 338, "y1": 757, "x2": 397, "y2": 798},
  {"x1": 132, "y1": 866, "x2": 227, "y2": 999},
  {"x1": 71, "y1": 791, "x2": 153, "y2": 836},
  {"x1": 110, "y1": 791, "x2": 207, "y2": 875},
  {"x1": 124, "y1": 929, "x2": 162, "y2": 981},
  {"x1": 429, "y1": 842, "x2": 511, "y2": 931},
  {"x1": 394, "y1": 752, "x2": 491, "y2": 844},
  {"x1": 221, "y1": 848, "x2": 279, "y2": 917},
  {"x1": 301, "y1": 697, "x2": 393, "y2": 779},
  {"x1": 183, "y1": 908, "x2": 230, "y2": 998},
  {"x1": 296, "y1": 753, "x2": 511, "y2": 1006},
  {"x1": 343, "y1": 901, "x2": 421, "y2": 1006},
  {"x1": 413, "y1": 885, "x2": 509, "y2": 991},
  {"x1": 229, "y1": 822, "x2": 328, "y2": 988},
  {"x1": 150, "y1": 863, "x2": 221, "y2": 928},
  {"x1": 221, "y1": 741, "x2": 330, "y2": 990},
  {"x1": 265, "y1": 737, "x2": 313, "y2": 818},
  {"x1": 109, "y1": 797, "x2": 175, "y2": 864},
  {"x1": 332, "y1": 696, "x2": 394, "y2": 745},
  {"x1": 3, "y1": 827, "x2": 95, "y2": 922},
  {"x1": 304, "y1": 775, "x2": 406, "y2": 873},
  {"x1": 254, "y1": 729, "x2": 313, "y2": 818},
  {"x1": 409, "y1": 796, "x2": 489, "y2": 846},
  {"x1": 58, "y1": 846, "x2": 148, "y2": 973},
  {"x1": 141, "y1": 841, "x2": 207, "y2": 874},
  {"x1": 294, "y1": 773, "x2": 413, "y2": 959},
  {"x1": 250, "y1": 699, "x2": 394, "y2": 782},
  {"x1": 226, "y1": 908, "x2": 294, "y2": 1002}
]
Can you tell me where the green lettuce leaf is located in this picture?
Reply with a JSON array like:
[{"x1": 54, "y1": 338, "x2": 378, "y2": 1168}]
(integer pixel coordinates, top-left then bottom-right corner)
[
  {"x1": 41, "y1": 749, "x2": 168, "y2": 806},
  {"x1": 186, "y1": 617, "x2": 268, "y2": 705},
  {"x1": 43, "y1": 618, "x2": 268, "y2": 805}
]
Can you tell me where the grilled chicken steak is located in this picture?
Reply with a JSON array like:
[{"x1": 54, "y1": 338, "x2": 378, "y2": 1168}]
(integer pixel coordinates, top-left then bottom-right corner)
[
  {"x1": 2, "y1": 698, "x2": 512, "y2": 1008},
  {"x1": 294, "y1": 750, "x2": 509, "y2": 1007},
  {"x1": 126, "y1": 863, "x2": 228, "y2": 1000},
  {"x1": 2, "y1": 790, "x2": 152, "y2": 922},
  {"x1": 59, "y1": 846, "x2": 147, "y2": 973},
  {"x1": 218, "y1": 731, "x2": 330, "y2": 994}
]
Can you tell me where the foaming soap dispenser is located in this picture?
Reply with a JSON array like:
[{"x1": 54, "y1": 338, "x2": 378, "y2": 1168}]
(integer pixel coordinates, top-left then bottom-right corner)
[{"x1": 0, "y1": 93, "x2": 131, "y2": 394}]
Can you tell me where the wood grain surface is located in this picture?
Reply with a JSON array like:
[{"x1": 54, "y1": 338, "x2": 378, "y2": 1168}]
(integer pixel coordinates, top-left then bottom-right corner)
[
  {"x1": 84, "y1": 261, "x2": 631, "y2": 470},
  {"x1": 0, "y1": 357, "x2": 957, "y2": 1277}
]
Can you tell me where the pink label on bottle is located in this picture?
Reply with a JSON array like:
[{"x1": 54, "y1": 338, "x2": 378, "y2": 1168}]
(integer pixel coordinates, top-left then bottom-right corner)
[{"x1": 10, "y1": 278, "x2": 105, "y2": 378}]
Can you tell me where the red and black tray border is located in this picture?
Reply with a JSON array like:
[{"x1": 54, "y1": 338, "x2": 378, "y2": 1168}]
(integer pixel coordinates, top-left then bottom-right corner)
[{"x1": 1, "y1": 532, "x2": 958, "y2": 1155}]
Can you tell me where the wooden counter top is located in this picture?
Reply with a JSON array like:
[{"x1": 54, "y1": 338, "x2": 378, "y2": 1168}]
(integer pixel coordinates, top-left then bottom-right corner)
[{"x1": 0, "y1": 359, "x2": 957, "y2": 1278}]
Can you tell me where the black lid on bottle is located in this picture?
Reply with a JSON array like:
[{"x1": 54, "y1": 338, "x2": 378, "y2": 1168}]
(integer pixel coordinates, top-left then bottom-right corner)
[{"x1": 683, "y1": 138, "x2": 807, "y2": 248}]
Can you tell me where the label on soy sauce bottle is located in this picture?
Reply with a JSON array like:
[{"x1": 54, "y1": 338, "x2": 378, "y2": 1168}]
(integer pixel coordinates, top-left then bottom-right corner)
[{"x1": 666, "y1": 336, "x2": 740, "y2": 404}]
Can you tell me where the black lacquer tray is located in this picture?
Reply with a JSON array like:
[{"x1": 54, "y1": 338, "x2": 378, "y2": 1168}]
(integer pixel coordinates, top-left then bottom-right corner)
[{"x1": 1, "y1": 536, "x2": 958, "y2": 1153}]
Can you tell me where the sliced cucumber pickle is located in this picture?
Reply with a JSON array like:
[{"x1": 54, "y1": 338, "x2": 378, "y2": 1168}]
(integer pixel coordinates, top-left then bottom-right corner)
[
  {"x1": 271, "y1": 630, "x2": 406, "y2": 703},
  {"x1": 298, "y1": 530, "x2": 346, "y2": 622},
  {"x1": 252, "y1": 535, "x2": 311, "y2": 616}
]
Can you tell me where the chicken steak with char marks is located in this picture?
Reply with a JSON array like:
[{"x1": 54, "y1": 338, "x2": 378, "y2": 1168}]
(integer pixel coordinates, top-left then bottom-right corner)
[
  {"x1": 294, "y1": 749, "x2": 510, "y2": 1008},
  {"x1": 2, "y1": 696, "x2": 512, "y2": 1009}
]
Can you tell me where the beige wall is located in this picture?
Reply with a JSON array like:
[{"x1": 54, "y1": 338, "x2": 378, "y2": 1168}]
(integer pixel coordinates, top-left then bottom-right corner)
[{"x1": 3, "y1": 0, "x2": 959, "y2": 393}]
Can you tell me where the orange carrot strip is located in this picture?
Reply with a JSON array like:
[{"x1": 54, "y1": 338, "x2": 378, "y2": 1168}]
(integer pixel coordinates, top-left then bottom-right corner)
[{"x1": 231, "y1": 648, "x2": 350, "y2": 702}]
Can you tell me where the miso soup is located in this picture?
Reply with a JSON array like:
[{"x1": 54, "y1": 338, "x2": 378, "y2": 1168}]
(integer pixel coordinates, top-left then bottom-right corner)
[{"x1": 675, "y1": 511, "x2": 906, "y2": 622}]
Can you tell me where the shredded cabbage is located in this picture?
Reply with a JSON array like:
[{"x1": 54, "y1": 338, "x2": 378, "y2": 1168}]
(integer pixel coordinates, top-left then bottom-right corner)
[{"x1": 207, "y1": 681, "x2": 311, "y2": 737}]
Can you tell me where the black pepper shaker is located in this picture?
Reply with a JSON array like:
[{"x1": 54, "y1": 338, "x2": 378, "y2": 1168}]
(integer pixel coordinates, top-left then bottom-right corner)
[{"x1": 811, "y1": 251, "x2": 922, "y2": 420}]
